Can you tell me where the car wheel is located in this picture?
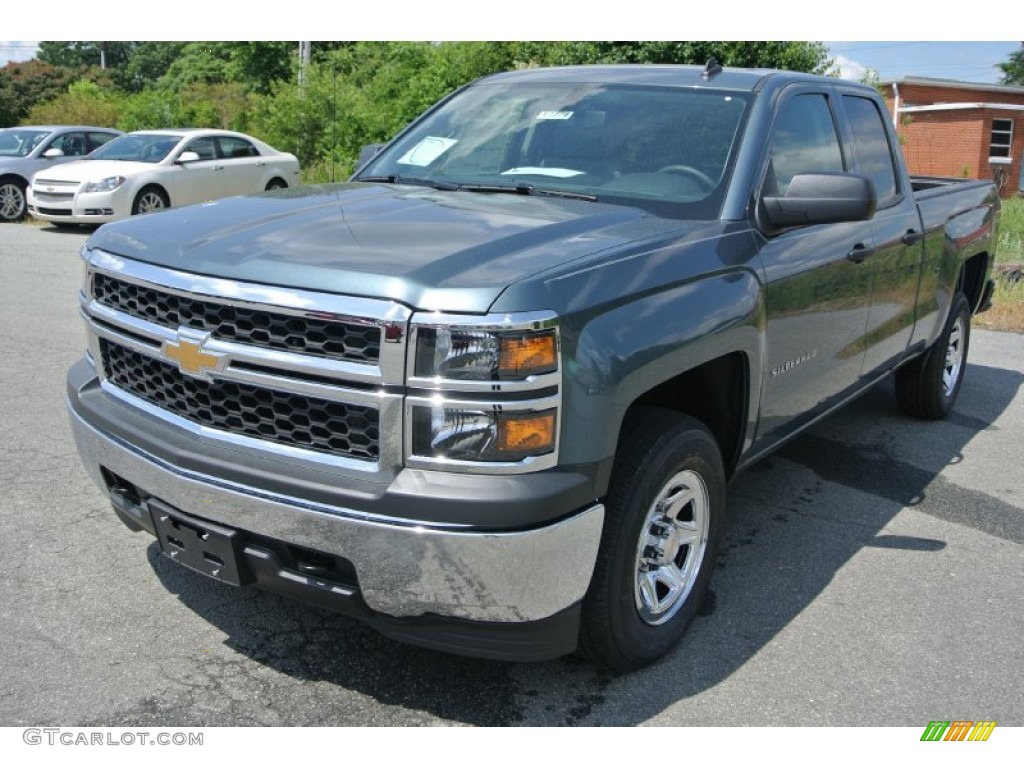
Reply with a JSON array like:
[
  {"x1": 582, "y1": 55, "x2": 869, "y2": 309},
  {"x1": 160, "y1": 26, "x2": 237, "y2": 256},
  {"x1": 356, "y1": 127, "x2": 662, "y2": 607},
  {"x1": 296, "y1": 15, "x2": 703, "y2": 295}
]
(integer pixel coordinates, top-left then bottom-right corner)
[
  {"x1": 0, "y1": 178, "x2": 27, "y2": 222},
  {"x1": 132, "y1": 186, "x2": 169, "y2": 216},
  {"x1": 265, "y1": 178, "x2": 287, "y2": 191},
  {"x1": 579, "y1": 408, "x2": 725, "y2": 671},
  {"x1": 895, "y1": 292, "x2": 971, "y2": 420}
]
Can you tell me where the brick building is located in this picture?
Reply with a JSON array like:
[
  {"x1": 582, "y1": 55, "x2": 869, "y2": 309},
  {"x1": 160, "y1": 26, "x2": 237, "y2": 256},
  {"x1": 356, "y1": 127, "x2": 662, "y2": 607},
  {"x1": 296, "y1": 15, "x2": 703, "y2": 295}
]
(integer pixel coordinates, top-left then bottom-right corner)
[{"x1": 880, "y1": 76, "x2": 1024, "y2": 196}]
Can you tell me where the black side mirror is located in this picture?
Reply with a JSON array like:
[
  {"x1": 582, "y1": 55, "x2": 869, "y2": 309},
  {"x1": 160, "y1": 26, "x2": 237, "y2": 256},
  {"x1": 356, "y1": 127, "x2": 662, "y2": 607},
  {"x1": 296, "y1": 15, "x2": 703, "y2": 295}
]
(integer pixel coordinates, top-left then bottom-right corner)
[{"x1": 761, "y1": 172, "x2": 876, "y2": 234}]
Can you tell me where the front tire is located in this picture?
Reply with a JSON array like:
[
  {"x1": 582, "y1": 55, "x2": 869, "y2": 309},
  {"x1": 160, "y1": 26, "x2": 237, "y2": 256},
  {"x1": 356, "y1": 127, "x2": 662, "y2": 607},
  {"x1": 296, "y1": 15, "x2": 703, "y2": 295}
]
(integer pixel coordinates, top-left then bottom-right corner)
[
  {"x1": 580, "y1": 409, "x2": 725, "y2": 671},
  {"x1": 132, "y1": 186, "x2": 169, "y2": 216},
  {"x1": 895, "y1": 293, "x2": 971, "y2": 420},
  {"x1": 0, "y1": 177, "x2": 27, "y2": 222}
]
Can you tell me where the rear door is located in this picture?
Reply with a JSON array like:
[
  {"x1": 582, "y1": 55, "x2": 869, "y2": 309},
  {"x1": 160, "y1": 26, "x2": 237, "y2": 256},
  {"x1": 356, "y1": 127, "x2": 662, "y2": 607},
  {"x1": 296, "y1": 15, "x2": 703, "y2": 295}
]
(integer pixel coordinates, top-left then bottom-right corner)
[
  {"x1": 215, "y1": 136, "x2": 264, "y2": 196},
  {"x1": 837, "y1": 92, "x2": 923, "y2": 374},
  {"x1": 753, "y1": 87, "x2": 874, "y2": 441}
]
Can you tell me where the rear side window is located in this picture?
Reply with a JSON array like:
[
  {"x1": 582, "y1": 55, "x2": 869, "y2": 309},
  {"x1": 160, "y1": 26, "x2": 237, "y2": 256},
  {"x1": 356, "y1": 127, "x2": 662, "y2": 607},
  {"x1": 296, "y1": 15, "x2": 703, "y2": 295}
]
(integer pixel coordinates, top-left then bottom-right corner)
[
  {"x1": 217, "y1": 136, "x2": 259, "y2": 158},
  {"x1": 88, "y1": 132, "x2": 119, "y2": 152},
  {"x1": 767, "y1": 94, "x2": 844, "y2": 196},
  {"x1": 843, "y1": 95, "x2": 898, "y2": 204}
]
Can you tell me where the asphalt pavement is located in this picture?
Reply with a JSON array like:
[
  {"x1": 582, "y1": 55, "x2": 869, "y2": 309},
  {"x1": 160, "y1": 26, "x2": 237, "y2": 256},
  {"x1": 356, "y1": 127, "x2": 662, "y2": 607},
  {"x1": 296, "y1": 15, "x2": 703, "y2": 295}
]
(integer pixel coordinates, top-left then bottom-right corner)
[{"x1": 1, "y1": 221, "x2": 1021, "y2": 726}]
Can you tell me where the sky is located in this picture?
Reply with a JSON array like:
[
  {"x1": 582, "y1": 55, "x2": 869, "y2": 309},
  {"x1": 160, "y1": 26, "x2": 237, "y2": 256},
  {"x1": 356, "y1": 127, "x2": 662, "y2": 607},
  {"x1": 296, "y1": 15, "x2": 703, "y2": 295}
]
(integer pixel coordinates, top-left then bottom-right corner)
[{"x1": 2, "y1": 39, "x2": 1021, "y2": 86}]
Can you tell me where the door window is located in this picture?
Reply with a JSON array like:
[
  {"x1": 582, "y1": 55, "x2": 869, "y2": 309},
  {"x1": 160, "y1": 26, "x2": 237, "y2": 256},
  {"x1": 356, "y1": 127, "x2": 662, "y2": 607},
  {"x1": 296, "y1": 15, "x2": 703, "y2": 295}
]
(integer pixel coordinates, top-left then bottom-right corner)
[
  {"x1": 767, "y1": 94, "x2": 844, "y2": 196},
  {"x1": 843, "y1": 95, "x2": 898, "y2": 204}
]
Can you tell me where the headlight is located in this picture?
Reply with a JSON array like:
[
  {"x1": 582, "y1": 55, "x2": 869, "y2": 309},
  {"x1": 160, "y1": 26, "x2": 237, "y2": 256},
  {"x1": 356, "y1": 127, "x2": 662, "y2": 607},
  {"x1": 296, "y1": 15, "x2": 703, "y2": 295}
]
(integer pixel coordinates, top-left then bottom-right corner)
[
  {"x1": 413, "y1": 327, "x2": 557, "y2": 380},
  {"x1": 406, "y1": 311, "x2": 561, "y2": 470},
  {"x1": 411, "y1": 406, "x2": 556, "y2": 462},
  {"x1": 85, "y1": 176, "x2": 126, "y2": 193}
]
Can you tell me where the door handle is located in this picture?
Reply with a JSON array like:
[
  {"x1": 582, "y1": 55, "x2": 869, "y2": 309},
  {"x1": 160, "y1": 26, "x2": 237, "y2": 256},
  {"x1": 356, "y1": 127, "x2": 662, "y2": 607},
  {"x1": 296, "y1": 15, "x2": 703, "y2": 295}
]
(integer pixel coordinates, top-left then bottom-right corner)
[
  {"x1": 256, "y1": 161, "x2": 266, "y2": 167},
  {"x1": 901, "y1": 229, "x2": 924, "y2": 246},
  {"x1": 847, "y1": 243, "x2": 875, "y2": 264}
]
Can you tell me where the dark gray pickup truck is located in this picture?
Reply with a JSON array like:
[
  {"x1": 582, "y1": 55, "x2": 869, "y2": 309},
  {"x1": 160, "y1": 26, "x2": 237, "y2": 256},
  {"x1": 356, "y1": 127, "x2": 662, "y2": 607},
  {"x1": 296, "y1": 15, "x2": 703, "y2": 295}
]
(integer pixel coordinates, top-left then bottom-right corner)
[{"x1": 67, "y1": 64, "x2": 999, "y2": 670}]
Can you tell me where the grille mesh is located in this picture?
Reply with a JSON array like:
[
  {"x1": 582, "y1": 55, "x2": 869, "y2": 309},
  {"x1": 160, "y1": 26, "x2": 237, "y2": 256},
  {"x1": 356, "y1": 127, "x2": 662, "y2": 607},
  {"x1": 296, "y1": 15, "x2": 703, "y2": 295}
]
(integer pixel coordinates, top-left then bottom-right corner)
[
  {"x1": 93, "y1": 273, "x2": 381, "y2": 364},
  {"x1": 100, "y1": 339, "x2": 379, "y2": 460}
]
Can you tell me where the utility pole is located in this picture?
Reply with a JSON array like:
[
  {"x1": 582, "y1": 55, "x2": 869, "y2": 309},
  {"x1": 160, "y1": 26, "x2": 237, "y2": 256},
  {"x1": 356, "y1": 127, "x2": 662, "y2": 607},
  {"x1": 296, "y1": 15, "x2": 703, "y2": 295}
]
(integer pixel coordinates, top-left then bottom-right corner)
[
  {"x1": 298, "y1": 42, "x2": 311, "y2": 88},
  {"x1": 99, "y1": 43, "x2": 107, "y2": 70}
]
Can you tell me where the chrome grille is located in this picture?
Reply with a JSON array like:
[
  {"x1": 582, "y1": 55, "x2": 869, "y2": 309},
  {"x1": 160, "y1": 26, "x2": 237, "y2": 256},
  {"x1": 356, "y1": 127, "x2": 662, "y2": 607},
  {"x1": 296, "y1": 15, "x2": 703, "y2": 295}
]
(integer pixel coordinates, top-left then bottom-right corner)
[
  {"x1": 93, "y1": 272, "x2": 381, "y2": 364},
  {"x1": 100, "y1": 339, "x2": 379, "y2": 460}
]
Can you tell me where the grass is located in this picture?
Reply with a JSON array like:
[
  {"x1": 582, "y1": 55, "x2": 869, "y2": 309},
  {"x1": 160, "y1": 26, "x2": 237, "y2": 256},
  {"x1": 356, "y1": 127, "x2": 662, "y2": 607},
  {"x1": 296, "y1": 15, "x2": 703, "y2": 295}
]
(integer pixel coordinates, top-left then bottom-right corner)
[{"x1": 982, "y1": 196, "x2": 1024, "y2": 333}]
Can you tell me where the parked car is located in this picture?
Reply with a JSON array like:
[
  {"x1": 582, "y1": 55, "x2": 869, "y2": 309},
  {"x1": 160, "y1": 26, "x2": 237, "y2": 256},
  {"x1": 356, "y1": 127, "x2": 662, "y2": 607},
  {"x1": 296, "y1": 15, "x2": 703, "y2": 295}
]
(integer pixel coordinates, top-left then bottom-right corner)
[
  {"x1": 27, "y1": 129, "x2": 300, "y2": 225},
  {"x1": 0, "y1": 125, "x2": 123, "y2": 222}
]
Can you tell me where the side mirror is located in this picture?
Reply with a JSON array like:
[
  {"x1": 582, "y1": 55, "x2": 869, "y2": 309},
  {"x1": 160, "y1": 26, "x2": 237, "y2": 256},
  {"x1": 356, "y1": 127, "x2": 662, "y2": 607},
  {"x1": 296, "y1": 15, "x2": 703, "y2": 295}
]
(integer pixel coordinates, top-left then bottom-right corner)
[
  {"x1": 761, "y1": 173, "x2": 876, "y2": 234},
  {"x1": 357, "y1": 143, "x2": 384, "y2": 167},
  {"x1": 43, "y1": 148, "x2": 65, "y2": 159},
  {"x1": 176, "y1": 151, "x2": 200, "y2": 164}
]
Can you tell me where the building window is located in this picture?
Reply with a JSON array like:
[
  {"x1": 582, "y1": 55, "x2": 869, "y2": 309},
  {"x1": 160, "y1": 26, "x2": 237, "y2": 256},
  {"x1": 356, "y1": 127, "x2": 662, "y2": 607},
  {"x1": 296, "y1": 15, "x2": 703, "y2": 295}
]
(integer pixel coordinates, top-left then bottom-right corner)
[{"x1": 990, "y1": 118, "x2": 1013, "y2": 158}]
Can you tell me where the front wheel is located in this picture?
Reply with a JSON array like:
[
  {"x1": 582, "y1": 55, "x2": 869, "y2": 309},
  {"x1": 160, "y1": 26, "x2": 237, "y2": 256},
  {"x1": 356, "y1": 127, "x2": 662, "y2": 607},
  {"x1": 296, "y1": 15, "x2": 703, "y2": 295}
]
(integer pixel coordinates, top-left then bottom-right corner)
[
  {"x1": 0, "y1": 178, "x2": 27, "y2": 222},
  {"x1": 580, "y1": 409, "x2": 725, "y2": 671},
  {"x1": 895, "y1": 293, "x2": 971, "y2": 420},
  {"x1": 132, "y1": 186, "x2": 169, "y2": 216}
]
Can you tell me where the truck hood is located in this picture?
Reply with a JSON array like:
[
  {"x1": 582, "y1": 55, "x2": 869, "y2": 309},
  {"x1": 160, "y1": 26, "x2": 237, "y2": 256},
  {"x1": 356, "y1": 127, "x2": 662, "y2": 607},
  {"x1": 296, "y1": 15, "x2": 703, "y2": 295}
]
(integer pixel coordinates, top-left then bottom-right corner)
[{"x1": 87, "y1": 182, "x2": 661, "y2": 313}]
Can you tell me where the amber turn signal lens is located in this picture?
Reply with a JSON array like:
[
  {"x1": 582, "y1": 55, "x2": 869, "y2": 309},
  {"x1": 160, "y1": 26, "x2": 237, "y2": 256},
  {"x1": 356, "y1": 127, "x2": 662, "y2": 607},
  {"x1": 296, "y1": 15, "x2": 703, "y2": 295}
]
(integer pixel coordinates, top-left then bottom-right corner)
[
  {"x1": 498, "y1": 332, "x2": 557, "y2": 378},
  {"x1": 497, "y1": 411, "x2": 556, "y2": 455}
]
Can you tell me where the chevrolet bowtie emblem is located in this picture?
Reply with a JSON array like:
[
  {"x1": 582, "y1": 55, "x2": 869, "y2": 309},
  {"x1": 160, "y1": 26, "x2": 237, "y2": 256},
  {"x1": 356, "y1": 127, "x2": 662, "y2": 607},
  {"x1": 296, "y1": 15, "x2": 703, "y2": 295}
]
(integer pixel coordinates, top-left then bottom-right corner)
[{"x1": 162, "y1": 332, "x2": 225, "y2": 378}]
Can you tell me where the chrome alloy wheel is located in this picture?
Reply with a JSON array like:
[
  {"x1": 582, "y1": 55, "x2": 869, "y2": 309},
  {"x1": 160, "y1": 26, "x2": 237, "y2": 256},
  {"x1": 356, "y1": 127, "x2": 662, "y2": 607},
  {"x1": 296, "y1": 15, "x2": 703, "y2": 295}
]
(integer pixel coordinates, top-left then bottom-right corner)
[
  {"x1": 633, "y1": 469, "x2": 710, "y2": 625},
  {"x1": 0, "y1": 182, "x2": 26, "y2": 221},
  {"x1": 943, "y1": 314, "x2": 966, "y2": 398},
  {"x1": 135, "y1": 191, "x2": 166, "y2": 214}
]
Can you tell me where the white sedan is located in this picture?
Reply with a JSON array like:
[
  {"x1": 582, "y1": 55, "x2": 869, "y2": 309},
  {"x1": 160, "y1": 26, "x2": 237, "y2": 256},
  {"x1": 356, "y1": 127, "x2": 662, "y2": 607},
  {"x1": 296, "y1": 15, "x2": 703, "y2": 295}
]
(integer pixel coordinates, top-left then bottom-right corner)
[{"x1": 27, "y1": 129, "x2": 300, "y2": 225}]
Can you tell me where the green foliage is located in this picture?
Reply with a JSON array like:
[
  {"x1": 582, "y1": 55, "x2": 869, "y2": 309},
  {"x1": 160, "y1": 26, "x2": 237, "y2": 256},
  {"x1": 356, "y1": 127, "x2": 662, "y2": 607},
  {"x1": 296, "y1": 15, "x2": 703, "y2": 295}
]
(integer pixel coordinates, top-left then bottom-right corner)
[
  {"x1": 996, "y1": 197, "x2": 1023, "y2": 264},
  {"x1": 38, "y1": 42, "x2": 135, "y2": 70},
  {"x1": 13, "y1": 41, "x2": 834, "y2": 180},
  {"x1": 26, "y1": 79, "x2": 124, "y2": 127},
  {"x1": 0, "y1": 60, "x2": 82, "y2": 127},
  {"x1": 115, "y1": 42, "x2": 187, "y2": 93},
  {"x1": 1000, "y1": 45, "x2": 1024, "y2": 86},
  {"x1": 513, "y1": 41, "x2": 830, "y2": 73}
]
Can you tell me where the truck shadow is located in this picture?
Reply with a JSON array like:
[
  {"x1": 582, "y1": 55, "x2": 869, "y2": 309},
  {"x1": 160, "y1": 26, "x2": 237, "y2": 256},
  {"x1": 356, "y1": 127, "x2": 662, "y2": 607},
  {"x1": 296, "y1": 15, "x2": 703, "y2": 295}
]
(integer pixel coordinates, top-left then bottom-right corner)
[{"x1": 149, "y1": 361, "x2": 1022, "y2": 726}]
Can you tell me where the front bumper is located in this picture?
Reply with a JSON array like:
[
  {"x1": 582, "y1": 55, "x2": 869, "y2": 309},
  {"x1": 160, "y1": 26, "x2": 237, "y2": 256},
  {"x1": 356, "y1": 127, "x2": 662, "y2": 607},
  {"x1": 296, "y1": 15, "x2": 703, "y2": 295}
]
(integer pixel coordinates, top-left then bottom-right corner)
[
  {"x1": 27, "y1": 186, "x2": 128, "y2": 224},
  {"x1": 68, "y1": 361, "x2": 604, "y2": 658}
]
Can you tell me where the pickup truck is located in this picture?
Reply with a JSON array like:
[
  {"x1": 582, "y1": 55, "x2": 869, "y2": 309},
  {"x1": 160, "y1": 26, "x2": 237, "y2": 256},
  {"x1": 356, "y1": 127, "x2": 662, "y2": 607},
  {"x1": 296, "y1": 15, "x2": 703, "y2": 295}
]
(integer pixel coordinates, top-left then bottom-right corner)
[{"x1": 67, "y1": 64, "x2": 999, "y2": 671}]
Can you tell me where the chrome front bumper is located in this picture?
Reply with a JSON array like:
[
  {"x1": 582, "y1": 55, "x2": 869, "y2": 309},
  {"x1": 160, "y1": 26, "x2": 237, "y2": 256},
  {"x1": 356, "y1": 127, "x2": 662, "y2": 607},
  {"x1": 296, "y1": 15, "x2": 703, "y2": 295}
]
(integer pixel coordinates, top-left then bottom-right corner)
[{"x1": 68, "y1": 401, "x2": 604, "y2": 624}]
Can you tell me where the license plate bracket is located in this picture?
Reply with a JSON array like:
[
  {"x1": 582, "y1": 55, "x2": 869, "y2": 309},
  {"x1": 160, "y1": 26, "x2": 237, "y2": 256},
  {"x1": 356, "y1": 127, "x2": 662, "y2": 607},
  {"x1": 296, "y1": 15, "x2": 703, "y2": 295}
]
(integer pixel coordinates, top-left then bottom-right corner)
[{"x1": 149, "y1": 500, "x2": 247, "y2": 586}]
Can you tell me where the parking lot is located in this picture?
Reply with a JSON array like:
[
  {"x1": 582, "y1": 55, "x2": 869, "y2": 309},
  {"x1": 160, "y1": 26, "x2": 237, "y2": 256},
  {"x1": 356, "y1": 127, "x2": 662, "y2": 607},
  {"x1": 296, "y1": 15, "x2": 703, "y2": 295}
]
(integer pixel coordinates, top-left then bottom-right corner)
[{"x1": 1, "y1": 221, "x2": 1022, "y2": 726}]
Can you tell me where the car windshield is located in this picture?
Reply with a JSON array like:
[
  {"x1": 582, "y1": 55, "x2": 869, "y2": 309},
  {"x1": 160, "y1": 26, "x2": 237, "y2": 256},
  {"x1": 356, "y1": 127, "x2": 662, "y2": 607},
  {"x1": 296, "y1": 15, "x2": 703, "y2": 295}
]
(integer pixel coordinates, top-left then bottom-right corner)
[
  {"x1": 356, "y1": 81, "x2": 751, "y2": 219},
  {"x1": 88, "y1": 133, "x2": 183, "y2": 163},
  {"x1": 0, "y1": 129, "x2": 50, "y2": 157}
]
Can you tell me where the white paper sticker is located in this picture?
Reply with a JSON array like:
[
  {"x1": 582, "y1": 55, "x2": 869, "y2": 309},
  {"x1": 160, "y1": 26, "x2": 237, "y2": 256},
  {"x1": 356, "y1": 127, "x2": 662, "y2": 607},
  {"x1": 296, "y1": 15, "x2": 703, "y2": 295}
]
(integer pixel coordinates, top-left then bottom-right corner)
[
  {"x1": 397, "y1": 136, "x2": 458, "y2": 166},
  {"x1": 536, "y1": 111, "x2": 574, "y2": 120}
]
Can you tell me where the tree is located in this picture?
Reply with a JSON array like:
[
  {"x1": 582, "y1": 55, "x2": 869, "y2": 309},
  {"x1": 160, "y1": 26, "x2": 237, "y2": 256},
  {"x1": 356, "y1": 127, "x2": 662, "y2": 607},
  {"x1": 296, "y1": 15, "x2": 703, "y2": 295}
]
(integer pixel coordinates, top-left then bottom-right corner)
[
  {"x1": 1000, "y1": 44, "x2": 1024, "y2": 85},
  {"x1": 38, "y1": 41, "x2": 136, "y2": 70},
  {"x1": 0, "y1": 60, "x2": 79, "y2": 127},
  {"x1": 513, "y1": 41, "x2": 831, "y2": 74},
  {"x1": 116, "y1": 42, "x2": 187, "y2": 92}
]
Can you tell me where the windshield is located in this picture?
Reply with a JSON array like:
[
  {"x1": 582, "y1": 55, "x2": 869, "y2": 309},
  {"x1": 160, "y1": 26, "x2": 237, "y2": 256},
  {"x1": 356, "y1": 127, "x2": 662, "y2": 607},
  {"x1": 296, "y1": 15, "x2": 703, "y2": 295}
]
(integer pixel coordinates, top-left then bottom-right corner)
[
  {"x1": 357, "y1": 81, "x2": 751, "y2": 219},
  {"x1": 0, "y1": 129, "x2": 50, "y2": 158},
  {"x1": 88, "y1": 133, "x2": 183, "y2": 163}
]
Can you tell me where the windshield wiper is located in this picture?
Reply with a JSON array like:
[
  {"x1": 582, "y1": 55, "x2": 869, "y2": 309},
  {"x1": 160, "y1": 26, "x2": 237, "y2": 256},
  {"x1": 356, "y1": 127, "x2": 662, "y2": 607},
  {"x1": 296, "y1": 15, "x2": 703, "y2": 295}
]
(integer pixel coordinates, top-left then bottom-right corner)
[
  {"x1": 356, "y1": 175, "x2": 460, "y2": 191},
  {"x1": 458, "y1": 182, "x2": 597, "y2": 202}
]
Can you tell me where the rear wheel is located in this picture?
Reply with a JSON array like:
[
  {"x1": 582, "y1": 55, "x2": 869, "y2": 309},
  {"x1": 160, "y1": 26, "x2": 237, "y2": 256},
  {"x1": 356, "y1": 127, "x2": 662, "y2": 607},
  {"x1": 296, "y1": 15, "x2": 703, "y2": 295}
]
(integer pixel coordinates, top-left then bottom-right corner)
[
  {"x1": 265, "y1": 178, "x2": 287, "y2": 191},
  {"x1": 132, "y1": 186, "x2": 169, "y2": 216},
  {"x1": 0, "y1": 178, "x2": 27, "y2": 222},
  {"x1": 580, "y1": 409, "x2": 725, "y2": 671},
  {"x1": 895, "y1": 293, "x2": 971, "y2": 420}
]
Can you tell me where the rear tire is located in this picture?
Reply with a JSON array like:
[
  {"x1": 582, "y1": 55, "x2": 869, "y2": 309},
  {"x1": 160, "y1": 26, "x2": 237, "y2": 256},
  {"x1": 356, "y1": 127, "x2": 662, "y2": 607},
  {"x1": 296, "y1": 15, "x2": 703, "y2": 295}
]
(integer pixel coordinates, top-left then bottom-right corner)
[
  {"x1": 579, "y1": 408, "x2": 725, "y2": 671},
  {"x1": 265, "y1": 178, "x2": 287, "y2": 190},
  {"x1": 0, "y1": 177, "x2": 27, "y2": 222},
  {"x1": 895, "y1": 293, "x2": 971, "y2": 420}
]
